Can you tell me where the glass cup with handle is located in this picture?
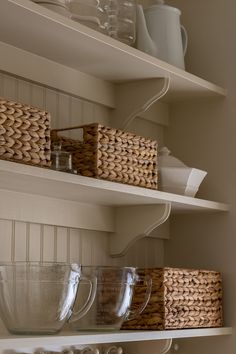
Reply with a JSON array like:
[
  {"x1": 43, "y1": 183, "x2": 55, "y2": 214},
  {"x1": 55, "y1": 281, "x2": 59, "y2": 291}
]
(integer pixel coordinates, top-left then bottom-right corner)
[
  {"x1": 0, "y1": 262, "x2": 97, "y2": 334},
  {"x1": 69, "y1": 266, "x2": 151, "y2": 331}
]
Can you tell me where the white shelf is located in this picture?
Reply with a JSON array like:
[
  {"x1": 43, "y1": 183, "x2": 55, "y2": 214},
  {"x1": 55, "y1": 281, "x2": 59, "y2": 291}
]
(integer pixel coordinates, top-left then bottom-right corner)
[
  {"x1": 0, "y1": 328, "x2": 232, "y2": 351},
  {"x1": 0, "y1": 160, "x2": 228, "y2": 255},
  {"x1": 0, "y1": 160, "x2": 228, "y2": 213},
  {"x1": 0, "y1": 0, "x2": 226, "y2": 102}
]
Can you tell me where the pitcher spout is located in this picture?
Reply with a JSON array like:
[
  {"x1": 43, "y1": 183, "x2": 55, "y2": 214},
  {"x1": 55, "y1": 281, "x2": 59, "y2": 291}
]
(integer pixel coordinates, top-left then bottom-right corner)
[{"x1": 136, "y1": 4, "x2": 158, "y2": 57}]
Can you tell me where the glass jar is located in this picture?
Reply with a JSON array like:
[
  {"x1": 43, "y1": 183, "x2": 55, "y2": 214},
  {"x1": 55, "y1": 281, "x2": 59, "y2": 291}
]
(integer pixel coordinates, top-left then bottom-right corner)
[
  {"x1": 105, "y1": 0, "x2": 136, "y2": 46},
  {"x1": 51, "y1": 142, "x2": 74, "y2": 173}
]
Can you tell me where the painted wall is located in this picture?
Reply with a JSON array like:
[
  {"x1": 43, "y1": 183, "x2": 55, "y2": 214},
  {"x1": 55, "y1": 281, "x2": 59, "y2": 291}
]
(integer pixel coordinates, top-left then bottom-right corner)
[
  {"x1": 1, "y1": 1, "x2": 233, "y2": 352},
  {"x1": 165, "y1": 1, "x2": 235, "y2": 353}
]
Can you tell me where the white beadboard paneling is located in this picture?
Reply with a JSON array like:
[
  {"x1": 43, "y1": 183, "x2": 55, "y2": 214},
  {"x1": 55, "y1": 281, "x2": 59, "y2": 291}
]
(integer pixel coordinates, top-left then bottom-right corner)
[
  {"x1": 70, "y1": 97, "x2": 83, "y2": 125},
  {"x1": 94, "y1": 103, "x2": 111, "y2": 126},
  {"x1": 128, "y1": 117, "x2": 164, "y2": 147},
  {"x1": 0, "y1": 74, "x2": 109, "y2": 132},
  {"x1": 122, "y1": 238, "x2": 164, "y2": 268},
  {"x1": 42, "y1": 225, "x2": 55, "y2": 262},
  {"x1": 0, "y1": 189, "x2": 115, "y2": 232},
  {"x1": 57, "y1": 93, "x2": 71, "y2": 129},
  {"x1": 90, "y1": 232, "x2": 110, "y2": 266},
  {"x1": 45, "y1": 88, "x2": 59, "y2": 129},
  {"x1": 0, "y1": 217, "x2": 164, "y2": 267},
  {"x1": 148, "y1": 238, "x2": 164, "y2": 267},
  {"x1": 56, "y1": 226, "x2": 69, "y2": 262},
  {"x1": 110, "y1": 255, "x2": 124, "y2": 267},
  {"x1": 79, "y1": 230, "x2": 112, "y2": 266},
  {"x1": 0, "y1": 41, "x2": 115, "y2": 108},
  {"x1": 14, "y1": 221, "x2": 27, "y2": 261},
  {"x1": 140, "y1": 101, "x2": 169, "y2": 126},
  {"x1": 122, "y1": 239, "x2": 140, "y2": 266},
  {"x1": 82, "y1": 101, "x2": 95, "y2": 125},
  {"x1": 80, "y1": 230, "x2": 94, "y2": 265},
  {"x1": 30, "y1": 84, "x2": 46, "y2": 109},
  {"x1": 0, "y1": 73, "x2": 4, "y2": 96},
  {"x1": 1, "y1": 74, "x2": 18, "y2": 100},
  {"x1": 0, "y1": 219, "x2": 12, "y2": 261},
  {"x1": 17, "y1": 80, "x2": 31, "y2": 105},
  {"x1": 28, "y1": 223, "x2": 41, "y2": 261},
  {"x1": 69, "y1": 228, "x2": 82, "y2": 262}
]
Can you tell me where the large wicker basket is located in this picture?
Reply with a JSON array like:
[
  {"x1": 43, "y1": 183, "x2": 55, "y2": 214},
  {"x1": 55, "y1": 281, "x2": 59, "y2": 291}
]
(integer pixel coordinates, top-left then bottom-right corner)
[
  {"x1": 51, "y1": 123, "x2": 158, "y2": 189},
  {"x1": 122, "y1": 267, "x2": 223, "y2": 330},
  {"x1": 0, "y1": 97, "x2": 51, "y2": 167}
]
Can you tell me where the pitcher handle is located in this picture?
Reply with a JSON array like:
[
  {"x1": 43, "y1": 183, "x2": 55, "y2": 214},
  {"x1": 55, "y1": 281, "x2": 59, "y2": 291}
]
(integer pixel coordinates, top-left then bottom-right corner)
[
  {"x1": 69, "y1": 275, "x2": 97, "y2": 322},
  {"x1": 126, "y1": 275, "x2": 152, "y2": 321},
  {"x1": 181, "y1": 25, "x2": 188, "y2": 56}
]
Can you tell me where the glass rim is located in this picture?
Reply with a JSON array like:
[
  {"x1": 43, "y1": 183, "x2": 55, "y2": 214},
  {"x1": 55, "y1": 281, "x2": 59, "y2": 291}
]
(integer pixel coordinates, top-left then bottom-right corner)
[
  {"x1": 0, "y1": 261, "x2": 81, "y2": 267},
  {"x1": 81, "y1": 265, "x2": 137, "y2": 270}
]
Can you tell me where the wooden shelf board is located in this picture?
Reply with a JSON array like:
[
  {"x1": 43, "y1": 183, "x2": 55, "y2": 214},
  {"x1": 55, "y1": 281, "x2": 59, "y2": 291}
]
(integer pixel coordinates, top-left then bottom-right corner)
[
  {"x1": 0, "y1": 327, "x2": 232, "y2": 351},
  {"x1": 0, "y1": 160, "x2": 228, "y2": 213},
  {"x1": 0, "y1": 0, "x2": 226, "y2": 102}
]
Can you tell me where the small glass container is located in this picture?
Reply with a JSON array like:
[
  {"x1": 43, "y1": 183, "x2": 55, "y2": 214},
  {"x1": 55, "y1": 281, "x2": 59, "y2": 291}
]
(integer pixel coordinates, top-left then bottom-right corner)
[{"x1": 51, "y1": 143, "x2": 73, "y2": 173}]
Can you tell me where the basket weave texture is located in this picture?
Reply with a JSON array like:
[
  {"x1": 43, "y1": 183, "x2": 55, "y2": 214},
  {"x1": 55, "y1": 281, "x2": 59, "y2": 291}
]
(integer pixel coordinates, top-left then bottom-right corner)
[
  {"x1": 51, "y1": 123, "x2": 158, "y2": 189},
  {"x1": 0, "y1": 97, "x2": 51, "y2": 167},
  {"x1": 122, "y1": 267, "x2": 223, "y2": 330}
]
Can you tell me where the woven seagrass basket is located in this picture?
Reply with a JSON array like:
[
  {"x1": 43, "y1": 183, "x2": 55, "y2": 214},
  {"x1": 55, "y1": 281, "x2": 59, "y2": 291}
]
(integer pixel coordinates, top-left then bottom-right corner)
[
  {"x1": 0, "y1": 97, "x2": 51, "y2": 167},
  {"x1": 122, "y1": 267, "x2": 223, "y2": 330},
  {"x1": 51, "y1": 123, "x2": 158, "y2": 189}
]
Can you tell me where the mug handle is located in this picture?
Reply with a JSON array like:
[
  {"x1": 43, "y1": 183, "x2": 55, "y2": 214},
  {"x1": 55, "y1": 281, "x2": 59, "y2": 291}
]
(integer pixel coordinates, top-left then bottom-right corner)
[
  {"x1": 68, "y1": 275, "x2": 97, "y2": 322},
  {"x1": 125, "y1": 275, "x2": 152, "y2": 321}
]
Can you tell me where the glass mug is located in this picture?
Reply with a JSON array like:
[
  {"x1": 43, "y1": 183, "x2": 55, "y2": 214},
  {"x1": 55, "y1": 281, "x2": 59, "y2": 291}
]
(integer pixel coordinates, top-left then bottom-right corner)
[
  {"x1": 0, "y1": 262, "x2": 97, "y2": 334},
  {"x1": 69, "y1": 266, "x2": 151, "y2": 331},
  {"x1": 32, "y1": 0, "x2": 136, "y2": 46}
]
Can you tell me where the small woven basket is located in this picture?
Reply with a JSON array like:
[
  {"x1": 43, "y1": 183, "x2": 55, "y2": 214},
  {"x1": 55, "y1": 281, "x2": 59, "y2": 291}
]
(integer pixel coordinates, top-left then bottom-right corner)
[
  {"x1": 51, "y1": 123, "x2": 158, "y2": 189},
  {"x1": 0, "y1": 97, "x2": 51, "y2": 167},
  {"x1": 122, "y1": 267, "x2": 223, "y2": 330}
]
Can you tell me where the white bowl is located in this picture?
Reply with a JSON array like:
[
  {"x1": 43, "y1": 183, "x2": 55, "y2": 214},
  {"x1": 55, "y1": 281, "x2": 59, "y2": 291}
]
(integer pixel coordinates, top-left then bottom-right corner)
[{"x1": 159, "y1": 167, "x2": 207, "y2": 197}]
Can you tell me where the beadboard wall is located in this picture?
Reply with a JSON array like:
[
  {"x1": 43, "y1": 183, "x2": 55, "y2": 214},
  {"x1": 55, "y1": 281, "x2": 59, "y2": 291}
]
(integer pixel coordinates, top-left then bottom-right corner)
[{"x1": 0, "y1": 72, "x2": 165, "y2": 268}]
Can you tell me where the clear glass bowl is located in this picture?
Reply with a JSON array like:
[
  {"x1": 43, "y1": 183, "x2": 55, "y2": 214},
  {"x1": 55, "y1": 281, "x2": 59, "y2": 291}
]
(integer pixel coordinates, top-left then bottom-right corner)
[{"x1": 0, "y1": 262, "x2": 96, "y2": 335}]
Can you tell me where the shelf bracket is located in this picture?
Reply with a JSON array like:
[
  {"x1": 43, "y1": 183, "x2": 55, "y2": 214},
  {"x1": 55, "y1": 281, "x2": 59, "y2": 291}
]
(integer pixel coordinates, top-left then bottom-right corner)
[
  {"x1": 111, "y1": 77, "x2": 170, "y2": 130},
  {"x1": 110, "y1": 203, "x2": 171, "y2": 257}
]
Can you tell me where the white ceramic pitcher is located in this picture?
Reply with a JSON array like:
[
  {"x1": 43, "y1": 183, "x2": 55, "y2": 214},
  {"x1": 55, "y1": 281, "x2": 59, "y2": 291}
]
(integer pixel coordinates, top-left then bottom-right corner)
[{"x1": 136, "y1": 0, "x2": 188, "y2": 69}]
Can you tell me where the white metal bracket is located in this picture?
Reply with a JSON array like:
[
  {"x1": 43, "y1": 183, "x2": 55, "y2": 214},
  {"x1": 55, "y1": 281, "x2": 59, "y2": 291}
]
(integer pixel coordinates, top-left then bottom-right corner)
[
  {"x1": 111, "y1": 77, "x2": 170, "y2": 130},
  {"x1": 110, "y1": 203, "x2": 171, "y2": 257}
]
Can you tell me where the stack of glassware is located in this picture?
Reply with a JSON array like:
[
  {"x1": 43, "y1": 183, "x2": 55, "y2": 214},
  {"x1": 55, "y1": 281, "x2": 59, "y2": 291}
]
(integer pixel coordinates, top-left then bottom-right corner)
[
  {"x1": 32, "y1": 0, "x2": 136, "y2": 46},
  {"x1": 0, "y1": 263, "x2": 151, "y2": 335}
]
